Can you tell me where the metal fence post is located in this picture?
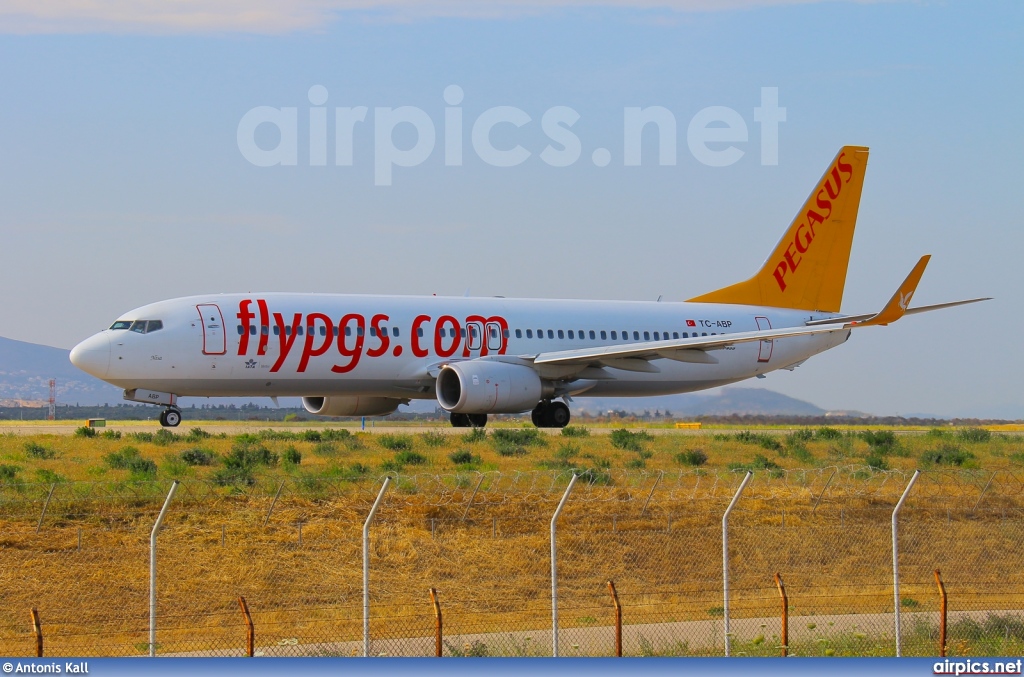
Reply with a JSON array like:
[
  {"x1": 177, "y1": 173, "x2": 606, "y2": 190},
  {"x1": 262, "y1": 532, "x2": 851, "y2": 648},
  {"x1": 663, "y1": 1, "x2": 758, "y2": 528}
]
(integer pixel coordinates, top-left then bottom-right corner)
[
  {"x1": 36, "y1": 483, "x2": 56, "y2": 534},
  {"x1": 238, "y1": 596, "x2": 254, "y2": 657},
  {"x1": 934, "y1": 569, "x2": 947, "y2": 657},
  {"x1": 429, "y1": 588, "x2": 442, "y2": 657},
  {"x1": 30, "y1": 608, "x2": 42, "y2": 657},
  {"x1": 551, "y1": 474, "x2": 579, "y2": 658},
  {"x1": 774, "y1": 573, "x2": 788, "y2": 657},
  {"x1": 149, "y1": 480, "x2": 179, "y2": 657},
  {"x1": 892, "y1": 469, "x2": 920, "y2": 657},
  {"x1": 607, "y1": 581, "x2": 622, "y2": 657},
  {"x1": 363, "y1": 477, "x2": 391, "y2": 658},
  {"x1": 723, "y1": 471, "x2": 752, "y2": 657}
]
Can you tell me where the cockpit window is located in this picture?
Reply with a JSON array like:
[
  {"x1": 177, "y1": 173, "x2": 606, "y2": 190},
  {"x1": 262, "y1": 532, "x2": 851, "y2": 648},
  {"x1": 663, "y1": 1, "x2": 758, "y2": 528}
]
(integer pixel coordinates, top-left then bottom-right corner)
[{"x1": 124, "y1": 320, "x2": 164, "y2": 334}]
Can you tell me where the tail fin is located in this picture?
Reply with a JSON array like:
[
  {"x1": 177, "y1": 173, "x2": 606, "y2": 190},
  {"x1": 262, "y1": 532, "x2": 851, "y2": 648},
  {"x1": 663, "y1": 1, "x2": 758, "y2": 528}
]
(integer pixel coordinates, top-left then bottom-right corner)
[{"x1": 688, "y1": 146, "x2": 869, "y2": 313}]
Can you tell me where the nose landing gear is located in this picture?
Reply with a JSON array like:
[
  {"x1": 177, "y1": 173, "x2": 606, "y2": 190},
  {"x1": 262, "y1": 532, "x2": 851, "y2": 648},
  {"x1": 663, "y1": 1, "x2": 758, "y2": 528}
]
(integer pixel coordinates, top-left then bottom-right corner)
[
  {"x1": 531, "y1": 400, "x2": 570, "y2": 428},
  {"x1": 159, "y1": 408, "x2": 182, "y2": 427}
]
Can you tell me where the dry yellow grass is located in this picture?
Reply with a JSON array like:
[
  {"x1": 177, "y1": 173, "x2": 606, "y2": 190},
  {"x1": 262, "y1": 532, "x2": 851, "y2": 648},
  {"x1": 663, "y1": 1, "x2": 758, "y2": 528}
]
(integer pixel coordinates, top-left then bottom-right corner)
[{"x1": 0, "y1": 426, "x2": 1022, "y2": 657}]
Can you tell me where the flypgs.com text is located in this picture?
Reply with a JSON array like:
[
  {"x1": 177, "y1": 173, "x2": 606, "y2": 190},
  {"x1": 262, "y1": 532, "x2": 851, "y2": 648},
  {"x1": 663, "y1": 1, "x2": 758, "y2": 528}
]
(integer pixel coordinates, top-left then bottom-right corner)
[{"x1": 237, "y1": 85, "x2": 787, "y2": 185}]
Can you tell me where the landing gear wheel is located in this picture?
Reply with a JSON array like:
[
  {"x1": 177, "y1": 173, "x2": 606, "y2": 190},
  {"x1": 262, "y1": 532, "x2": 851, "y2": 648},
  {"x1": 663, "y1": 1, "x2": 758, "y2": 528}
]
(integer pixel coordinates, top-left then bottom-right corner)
[
  {"x1": 467, "y1": 414, "x2": 488, "y2": 428},
  {"x1": 531, "y1": 403, "x2": 548, "y2": 428},
  {"x1": 160, "y1": 408, "x2": 182, "y2": 428},
  {"x1": 450, "y1": 413, "x2": 471, "y2": 428},
  {"x1": 549, "y1": 402, "x2": 570, "y2": 428}
]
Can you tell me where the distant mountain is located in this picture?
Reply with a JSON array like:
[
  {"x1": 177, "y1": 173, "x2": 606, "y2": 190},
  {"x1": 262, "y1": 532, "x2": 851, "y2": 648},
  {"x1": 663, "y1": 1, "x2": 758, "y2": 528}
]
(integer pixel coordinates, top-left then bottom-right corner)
[
  {"x1": 0, "y1": 336, "x2": 123, "y2": 405},
  {"x1": 569, "y1": 387, "x2": 826, "y2": 417}
]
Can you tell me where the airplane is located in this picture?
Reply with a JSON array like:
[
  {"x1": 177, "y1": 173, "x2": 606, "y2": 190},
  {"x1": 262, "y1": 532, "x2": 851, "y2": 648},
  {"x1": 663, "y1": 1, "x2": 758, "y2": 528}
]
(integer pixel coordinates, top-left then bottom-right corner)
[{"x1": 70, "y1": 146, "x2": 987, "y2": 428}]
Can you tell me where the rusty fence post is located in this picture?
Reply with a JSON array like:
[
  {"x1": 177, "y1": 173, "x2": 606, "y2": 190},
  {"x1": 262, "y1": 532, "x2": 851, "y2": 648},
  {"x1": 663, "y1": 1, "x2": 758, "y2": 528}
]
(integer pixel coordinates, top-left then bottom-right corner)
[
  {"x1": 238, "y1": 597, "x2": 254, "y2": 657},
  {"x1": 429, "y1": 588, "x2": 442, "y2": 657},
  {"x1": 774, "y1": 574, "x2": 788, "y2": 657},
  {"x1": 934, "y1": 569, "x2": 947, "y2": 657},
  {"x1": 30, "y1": 608, "x2": 42, "y2": 657},
  {"x1": 607, "y1": 581, "x2": 622, "y2": 657}
]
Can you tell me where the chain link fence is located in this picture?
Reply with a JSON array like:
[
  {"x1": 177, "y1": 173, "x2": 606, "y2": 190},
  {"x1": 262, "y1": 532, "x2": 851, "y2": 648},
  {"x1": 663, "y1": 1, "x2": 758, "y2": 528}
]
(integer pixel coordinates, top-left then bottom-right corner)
[{"x1": 0, "y1": 468, "x2": 1022, "y2": 657}]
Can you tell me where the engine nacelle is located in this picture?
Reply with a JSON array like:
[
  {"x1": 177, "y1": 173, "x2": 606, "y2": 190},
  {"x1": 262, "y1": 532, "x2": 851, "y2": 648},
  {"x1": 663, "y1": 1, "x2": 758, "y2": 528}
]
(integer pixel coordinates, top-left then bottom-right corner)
[
  {"x1": 301, "y1": 396, "x2": 402, "y2": 417},
  {"x1": 436, "y1": 360, "x2": 543, "y2": 414}
]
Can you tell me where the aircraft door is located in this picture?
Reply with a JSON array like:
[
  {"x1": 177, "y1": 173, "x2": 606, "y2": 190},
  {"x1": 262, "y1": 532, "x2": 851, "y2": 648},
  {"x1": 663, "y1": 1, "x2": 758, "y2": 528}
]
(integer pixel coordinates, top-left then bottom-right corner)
[
  {"x1": 755, "y1": 316, "x2": 773, "y2": 363},
  {"x1": 486, "y1": 322, "x2": 503, "y2": 352},
  {"x1": 197, "y1": 304, "x2": 227, "y2": 355}
]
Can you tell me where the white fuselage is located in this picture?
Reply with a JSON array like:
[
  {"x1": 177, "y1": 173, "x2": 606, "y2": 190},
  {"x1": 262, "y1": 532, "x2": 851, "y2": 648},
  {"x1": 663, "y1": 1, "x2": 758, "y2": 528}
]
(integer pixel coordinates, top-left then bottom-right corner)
[{"x1": 69, "y1": 293, "x2": 849, "y2": 405}]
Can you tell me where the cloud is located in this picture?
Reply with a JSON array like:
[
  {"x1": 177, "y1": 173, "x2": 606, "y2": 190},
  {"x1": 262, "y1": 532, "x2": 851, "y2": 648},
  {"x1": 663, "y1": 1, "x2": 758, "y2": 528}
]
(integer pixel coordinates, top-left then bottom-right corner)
[{"x1": 1, "y1": 0, "x2": 861, "y2": 35}]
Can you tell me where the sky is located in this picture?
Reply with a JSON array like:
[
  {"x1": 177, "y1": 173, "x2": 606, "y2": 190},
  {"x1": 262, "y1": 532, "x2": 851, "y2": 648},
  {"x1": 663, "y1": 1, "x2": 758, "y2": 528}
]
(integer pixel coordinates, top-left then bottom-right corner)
[{"x1": 0, "y1": 0, "x2": 1021, "y2": 418}]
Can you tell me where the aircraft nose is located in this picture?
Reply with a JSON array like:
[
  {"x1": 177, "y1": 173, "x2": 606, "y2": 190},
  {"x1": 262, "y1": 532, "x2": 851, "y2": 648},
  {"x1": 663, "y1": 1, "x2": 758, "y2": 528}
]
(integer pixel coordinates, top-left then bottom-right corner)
[{"x1": 70, "y1": 333, "x2": 111, "y2": 378}]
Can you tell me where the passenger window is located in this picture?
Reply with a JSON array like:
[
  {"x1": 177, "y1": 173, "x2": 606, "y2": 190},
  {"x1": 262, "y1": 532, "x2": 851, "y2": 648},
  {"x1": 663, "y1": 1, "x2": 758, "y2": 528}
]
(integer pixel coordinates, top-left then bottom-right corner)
[
  {"x1": 644, "y1": 331, "x2": 651, "y2": 341},
  {"x1": 286, "y1": 326, "x2": 293, "y2": 336},
  {"x1": 460, "y1": 328, "x2": 466, "y2": 338},
  {"x1": 357, "y1": 327, "x2": 365, "y2": 337},
  {"x1": 526, "y1": 329, "x2": 533, "y2": 338},
  {"x1": 381, "y1": 327, "x2": 388, "y2": 338},
  {"x1": 490, "y1": 327, "x2": 498, "y2": 339},
  {"x1": 547, "y1": 330, "x2": 554, "y2": 339},
  {"x1": 673, "y1": 332, "x2": 679, "y2": 339},
  {"x1": 370, "y1": 327, "x2": 377, "y2": 337},
  {"x1": 503, "y1": 329, "x2": 510, "y2": 338},
  {"x1": 515, "y1": 329, "x2": 522, "y2": 338},
  {"x1": 109, "y1": 320, "x2": 132, "y2": 331},
  {"x1": 568, "y1": 330, "x2": 574, "y2": 339},
  {"x1": 345, "y1": 326, "x2": 352, "y2": 337},
  {"x1": 702, "y1": 332, "x2": 707, "y2": 336},
  {"x1": 393, "y1": 327, "x2": 400, "y2": 337},
  {"x1": 273, "y1": 326, "x2": 280, "y2": 336},
  {"x1": 557, "y1": 330, "x2": 564, "y2": 339},
  {"x1": 417, "y1": 327, "x2": 424, "y2": 337},
  {"x1": 319, "y1": 326, "x2": 326, "y2": 337},
  {"x1": 261, "y1": 326, "x2": 269, "y2": 336},
  {"x1": 683, "y1": 332, "x2": 688, "y2": 338},
  {"x1": 600, "y1": 331, "x2": 606, "y2": 340},
  {"x1": 611, "y1": 331, "x2": 617, "y2": 340},
  {"x1": 250, "y1": 326, "x2": 257, "y2": 336},
  {"x1": 296, "y1": 326, "x2": 303, "y2": 336},
  {"x1": 653, "y1": 332, "x2": 659, "y2": 340},
  {"x1": 237, "y1": 325, "x2": 245, "y2": 335},
  {"x1": 578, "y1": 330, "x2": 584, "y2": 339},
  {"x1": 633, "y1": 331, "x2": 640, "y2": 341}
]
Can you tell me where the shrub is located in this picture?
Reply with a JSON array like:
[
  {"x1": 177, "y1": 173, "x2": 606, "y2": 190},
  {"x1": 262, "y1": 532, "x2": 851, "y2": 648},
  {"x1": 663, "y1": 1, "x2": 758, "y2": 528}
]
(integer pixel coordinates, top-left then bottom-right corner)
[
  {"x1": 129, "y1": 432, "x2": 154, "y2": 443},
  {"x1": 152, "y1": 428, "x2": 176, "y2": 446},
  {"x1": 625, "y1": 458, "x2": 646, "y2": 469},
  {"x1": 560, "y1": 426, "x2": 590, "y2": 438},
  {"x1": 956, "y1": 427, "x2": 991, "y2": 443},
  {"x1": 101, "y1": 430, "x2": 122, "y2": 440},
  {"x1": 462, "y1": 428, "x2": 487, "y2": 443},
  {"x1": 223, "y1": 443, "x2": 279, "y2": 471},
  {"x1": 609, "y1": 429, "x2": 651, "y2": 452},
  {"x1": 0, "y1": 464, "x2": 21, "y2": 481},
  {"x1": 448, "y1": 449, "x2": 478, "y2": 465},
  {"x1": 816, "y1": 427, "x2": 842, "y2": 440},
  {"x1": 185, "y1": 427, "x2": 211, "y2": 442},
  {"x1": 927, "y1": 428, "x2": 950, "y2": 439},
  {"x1": 378, "y1": 434, "x2": 413, "y2": 451},
  {"x1": 864, "y1": 454, "x2": 889, "y2": 471},
  {"x1": 860, "y1": 430, "x2": 897, "y2": 451},
  {"x1": 1010, "y1": 452, "x2": 1024, "y2": 465},
  {"x1": 675, "y1": 449, "x2": 708, "y2": 466},
  {"x1": 301, "y1": 430, "x2": 322, "y2": 442},
  {"x1": 921, "y1": 445, "x2": 975, "y2": 467},
  {"x1": 212, "y1": 466, "x2": 254, "y2": 487},
  {"x1": 282, "y1": 446, "x2": 302, "y2": 466},
  {"x1": 494, "y1": 440, "x2": 528, "y2": 457},
  {"x1": 104, "y1": 446, "x2": 158, "y2": 477},
  {"x1": 74, "y1": 426, "x2": 97, "y2": 438},
  {"x1": 394, "y1": 450, "x2": 427, "y2": 466},
  {"x1": 24, "y1": 442, "x2": 56, "y2": 459},
  {"x1": 790, "y1": 428, "x2": 814, "y2": 442},
  {"x1": 179, "y1": 448, "x2": 216, "y2": 466},
  {"x1": 789, "y1": 445, "x2": 815, "y2": 464},
  {"x1": 35, "y1": 468, "x2": 66, "y2": 483},
  {"x1": 320, "y1": 428, "x2": 353, "y2": 441},
  {"x1": 419, "y1": 431, "x2": 449, "y2": 447},
  {"x1": 758, "y1": 436, "x2": 783, "y2": 452}
]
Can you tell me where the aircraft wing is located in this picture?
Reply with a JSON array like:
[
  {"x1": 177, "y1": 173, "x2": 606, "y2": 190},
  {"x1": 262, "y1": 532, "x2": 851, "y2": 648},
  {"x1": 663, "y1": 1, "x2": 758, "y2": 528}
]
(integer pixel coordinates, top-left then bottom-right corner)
[{"x1": 534, "y1": 255, "x2": 988, "y2": 369}]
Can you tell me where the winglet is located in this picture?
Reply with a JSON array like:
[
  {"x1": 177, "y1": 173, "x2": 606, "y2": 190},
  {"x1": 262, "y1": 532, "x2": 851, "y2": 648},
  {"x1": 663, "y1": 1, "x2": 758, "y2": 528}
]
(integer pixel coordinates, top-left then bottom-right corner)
[{"x1": 851, "y1": 255, "x2": 930, "y2": 327}]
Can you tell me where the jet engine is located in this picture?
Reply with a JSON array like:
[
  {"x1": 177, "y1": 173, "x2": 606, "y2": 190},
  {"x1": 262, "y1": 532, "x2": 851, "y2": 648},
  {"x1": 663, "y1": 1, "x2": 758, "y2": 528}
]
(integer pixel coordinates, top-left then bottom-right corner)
[
  {"x1": 436, "y1": 360, "x2": 544, "y2": 414},
  {"x1": 301, "y1": 396, "x2": 403, "y2": 417}
]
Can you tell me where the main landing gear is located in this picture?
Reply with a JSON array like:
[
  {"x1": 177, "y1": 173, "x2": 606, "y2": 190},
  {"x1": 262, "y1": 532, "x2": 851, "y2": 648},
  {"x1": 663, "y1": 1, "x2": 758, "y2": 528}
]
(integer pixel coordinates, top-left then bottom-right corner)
[
  {"x1": 531, "y1": 400, "x2": 570, "y2": 429},
  {"x1": 159, "y1": 408, "x2": 182, "y2": 428},
  {"x1": 450, "y1": 413, "x2": 488, "y2": 428}
]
